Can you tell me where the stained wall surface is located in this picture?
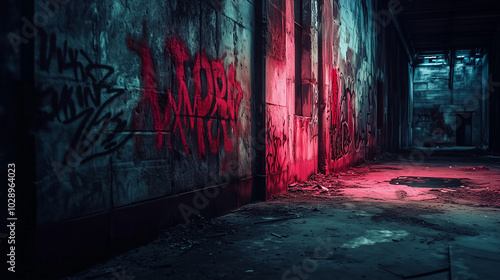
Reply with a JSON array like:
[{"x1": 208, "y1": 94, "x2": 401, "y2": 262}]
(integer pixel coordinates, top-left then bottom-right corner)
[
  {"x1": 413, "y1": 62, "x2": 485, "y2": 147},
  {"x1": 30, "y1": 0, "x2": 255, "y2": 275},
  {"x1": 34, "y1": 0, "x2": 255, "y2": 224},
  {"x1": 319, "y1": 0, "x2": 381, "y2": 173},
  {"x1": 1, "y1": 0, "x2": 415, "y2": 276}
]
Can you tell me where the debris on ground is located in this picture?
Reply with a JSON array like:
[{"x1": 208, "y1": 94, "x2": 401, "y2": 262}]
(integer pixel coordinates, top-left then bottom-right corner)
[
  {"x1": 69, "y1": 152, "x2": 500, "y2": 280},
  {"x1": 461, "y1": 166, "x2": 491, "y2": 171},
  {"x1": 282, "y1": 158, "x2": 500, "y2": 208}
]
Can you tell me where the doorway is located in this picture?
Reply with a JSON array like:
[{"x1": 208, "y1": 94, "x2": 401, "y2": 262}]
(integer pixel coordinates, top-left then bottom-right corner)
[{"x1": 456, "y1": 113, "x2": 472, "y2": 146}]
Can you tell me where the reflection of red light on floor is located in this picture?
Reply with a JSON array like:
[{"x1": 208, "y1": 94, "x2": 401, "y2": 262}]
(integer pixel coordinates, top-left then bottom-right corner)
[{"x1": 287, "y1": 155, "x2": 500, "y2": 206}]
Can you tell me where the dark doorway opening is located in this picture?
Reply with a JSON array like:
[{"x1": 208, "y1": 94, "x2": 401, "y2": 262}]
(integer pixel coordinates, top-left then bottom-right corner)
[{"x1": 456, "y1": 113, "x2": 472, "y2": 146}]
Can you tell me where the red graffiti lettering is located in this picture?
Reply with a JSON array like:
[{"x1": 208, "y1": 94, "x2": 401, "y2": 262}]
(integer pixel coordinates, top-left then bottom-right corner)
[
  {"x1": 226, "y1": 63, "x2": 243, "y2": 152},
  {"x1": 126, "y1": 36, "x2": 171, "y2": 152},
  {"x1": 127, "y1": 31, "x2": 243, "y2": 158},
  {"x1": 165, "y1": 37, "x2": 192, "y2": 155},
  {"x1": 331, "y1": 69, "x2": 339, "y2": 128}
]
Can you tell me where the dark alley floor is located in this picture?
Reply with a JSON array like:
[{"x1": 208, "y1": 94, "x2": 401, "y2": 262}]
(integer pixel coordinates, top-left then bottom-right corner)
[{"x1": 67, "y1": 149, "x2": 500, "y2": 280}]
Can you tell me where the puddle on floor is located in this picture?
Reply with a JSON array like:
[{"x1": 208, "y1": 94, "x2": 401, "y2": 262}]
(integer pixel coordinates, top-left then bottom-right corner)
[{"x1": 389, "y1": 177, "x2": 466, "y2": 188}]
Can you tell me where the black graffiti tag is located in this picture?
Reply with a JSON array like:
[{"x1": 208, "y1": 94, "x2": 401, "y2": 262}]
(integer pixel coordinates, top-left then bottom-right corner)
[{"x1": 37, "y1": 31, "x2": 132, "y2": 180}]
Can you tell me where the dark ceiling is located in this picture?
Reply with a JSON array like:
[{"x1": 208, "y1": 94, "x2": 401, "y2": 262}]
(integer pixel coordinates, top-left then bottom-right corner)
[{"x1": 391, "y1": 0, "x2": 500, "y2": 55}]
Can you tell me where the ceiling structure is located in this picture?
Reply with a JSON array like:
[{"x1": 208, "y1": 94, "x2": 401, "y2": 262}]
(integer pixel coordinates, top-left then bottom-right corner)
[{"x1": 389, "y1": 0, "x2": 500, "y2": 56}]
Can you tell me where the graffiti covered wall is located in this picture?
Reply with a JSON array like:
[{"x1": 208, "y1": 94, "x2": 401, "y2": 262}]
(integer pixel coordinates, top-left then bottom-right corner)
[
  {"x1": 318, "y1": 0, "x2": 380, "y2": 173},
  {"x1": 34, "y1": 0, "x2": 254, "y2": 225},
  {"x1": 12, "y1": 0, "x2": 417, "y2": 275},
  {"x1": 262, "y1": 0, "x2": 390, "y2": 197},
  {"x1": 262, "y1": 0, "x2": 320, "y2": 198}
]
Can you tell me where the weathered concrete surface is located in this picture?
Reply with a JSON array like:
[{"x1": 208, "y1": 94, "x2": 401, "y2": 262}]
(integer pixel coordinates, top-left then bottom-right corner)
[
  {"x1": 413, "y1": 63, "x2": 486, "y2": 147},
  {"x1": 34, "y1": 0, "x2": 254, "y2": 225},
  {"x1": 68, "y1": 151, "x2": 500, "y2": 280},
  {"x1": 318, "y1": 0, "x2": 389, "y2": 174},
  {"x1": 3, "y1": 0, "x2": 431, "y2": 276},
  {"x1": 29, "y1": 0, "x2": 255, "y2": 276},
  {"x1": 28, "y1": 0, "x2": 412, "y2": 234},
  {"x1": 264, "y1": 0, "x2": 405, "y2": 198}
]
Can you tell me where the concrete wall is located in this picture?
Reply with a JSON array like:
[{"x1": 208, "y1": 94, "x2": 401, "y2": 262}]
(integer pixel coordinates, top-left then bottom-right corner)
[
  {"x1": 262, "y1": 0, "x2": 397, "y2": 197},
  {"x1": 31, "y1": 0, "x2": 255, "y2": 276},
  {"x1": 35, "y1": 0, "x2": 254, "y2": 224},
  {"x1": 260, "y1": 0, "x2": 321, "y2": 198},
  {"x1": 413, "y1": 62, "x2": 485, "y2": 147},
  {"x1": 1, "y1": 0, "x2": 414, "y2": 276},
  {"x1": 320, "y1": 0, "x2": 380, "y2": 172}
]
